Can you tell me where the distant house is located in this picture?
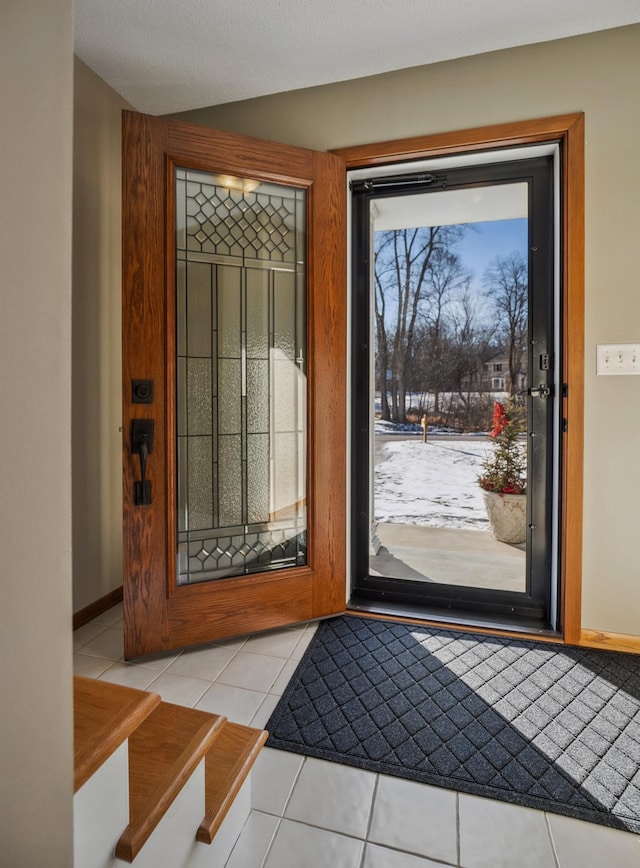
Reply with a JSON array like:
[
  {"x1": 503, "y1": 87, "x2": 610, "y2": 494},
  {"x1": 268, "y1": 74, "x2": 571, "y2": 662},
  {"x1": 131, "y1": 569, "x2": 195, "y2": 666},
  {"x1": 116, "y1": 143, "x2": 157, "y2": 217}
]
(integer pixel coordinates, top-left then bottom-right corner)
[{"x1": 483, "y1": 354, "x2": 527, "y2": 394}]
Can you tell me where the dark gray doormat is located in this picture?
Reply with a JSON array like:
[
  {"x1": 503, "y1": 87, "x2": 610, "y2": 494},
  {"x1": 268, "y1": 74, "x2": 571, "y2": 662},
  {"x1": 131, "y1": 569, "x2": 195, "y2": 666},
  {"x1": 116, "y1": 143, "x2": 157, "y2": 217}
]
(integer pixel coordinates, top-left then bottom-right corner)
[{"x1": 266, "y1": 616, "x2": 640, "y2": 833}]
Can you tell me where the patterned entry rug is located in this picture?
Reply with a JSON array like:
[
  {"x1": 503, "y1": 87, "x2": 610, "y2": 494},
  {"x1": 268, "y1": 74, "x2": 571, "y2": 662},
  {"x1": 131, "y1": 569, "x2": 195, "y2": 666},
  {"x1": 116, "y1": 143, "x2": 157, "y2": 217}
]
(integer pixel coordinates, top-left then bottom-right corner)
[{"x1": 266, "y1": 616, "x2": 640, "y2": 833}]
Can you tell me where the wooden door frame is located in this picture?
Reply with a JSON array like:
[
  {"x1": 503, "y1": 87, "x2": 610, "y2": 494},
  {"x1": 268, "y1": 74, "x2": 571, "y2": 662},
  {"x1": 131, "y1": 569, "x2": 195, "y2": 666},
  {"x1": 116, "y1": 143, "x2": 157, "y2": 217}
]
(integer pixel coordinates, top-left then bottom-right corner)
[
  {"x1": 122, "y1": 112, "x2": 347, "y2": 658},
  {"x1": 334, "y1": 113, "x2": 585, "y2": 644}
]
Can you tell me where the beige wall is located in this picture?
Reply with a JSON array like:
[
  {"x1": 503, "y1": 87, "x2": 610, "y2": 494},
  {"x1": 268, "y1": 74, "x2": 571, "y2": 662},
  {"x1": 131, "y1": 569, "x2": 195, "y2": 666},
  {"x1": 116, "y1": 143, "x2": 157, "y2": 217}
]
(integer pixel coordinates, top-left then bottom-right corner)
[
  {"x1": 72, "y1": 59, "x2": 131, "y2": 612},
  {"x1": 174, "y1": 25, "x2": 640, "y2": 636},
  {"x1": 0, "y1": 1, "x2": 74, "y2": 864}
]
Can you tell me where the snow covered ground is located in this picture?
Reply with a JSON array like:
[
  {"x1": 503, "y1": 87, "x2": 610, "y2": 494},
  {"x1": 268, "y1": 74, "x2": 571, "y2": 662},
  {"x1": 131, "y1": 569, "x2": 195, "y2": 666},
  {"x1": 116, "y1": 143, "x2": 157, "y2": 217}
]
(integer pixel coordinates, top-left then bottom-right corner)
[{"x1": 374, "y1": 438, "x2": 492, "y2": 531}]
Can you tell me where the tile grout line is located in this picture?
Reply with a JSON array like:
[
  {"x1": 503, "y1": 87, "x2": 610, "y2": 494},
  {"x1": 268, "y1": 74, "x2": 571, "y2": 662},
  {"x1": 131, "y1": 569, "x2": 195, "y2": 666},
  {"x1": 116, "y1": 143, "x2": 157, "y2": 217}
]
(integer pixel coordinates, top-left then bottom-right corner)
[
  {"x1": 74, "y1": 655, "x2": 114, "y2": 678},
  {"x1": 363, "y1": 774, "x2": 380, "y2": 843},
  {"x1": 280, "y1": 755, "x2": 307, "y2": 819},
  {"x1": 211, "y1": 645, "x2": 288, "y2": 697},
  {"x1": 273, "y1": 810, "x2": 461, "y2": 865},
  {"x1": 73, "y1": 623, "x2": 118, "y2": 654},
  {"x1": 257, "y1": 815, "x2": 283, "y2": 868},
  {"x1": 358, "y1": 772, "x2": 378, "y2": 868},
  {"x1": 207, "y1": 639, "x2": 247, "y2": 683},
  {"x1": 249, "y1": 690, "x2": 274, "y2": 728},
  {"x1": 456, "y1": 790, "x2": 461, "y2": 867},
  {"x1": 544, "y1": 812, "x2": 562, "y2": 868},
  {"x1": 143, "y1": 667, "x2": 215, "y2": 707},
  {"x1": 267, "y1": 815, "x2": 369, "y2": 845},
  {"x1": 222, "y1": 804, "x2": 255, "y2": 868},
  {"x1": 98, "y1": 661, "x2": 158, "y2": 688}
]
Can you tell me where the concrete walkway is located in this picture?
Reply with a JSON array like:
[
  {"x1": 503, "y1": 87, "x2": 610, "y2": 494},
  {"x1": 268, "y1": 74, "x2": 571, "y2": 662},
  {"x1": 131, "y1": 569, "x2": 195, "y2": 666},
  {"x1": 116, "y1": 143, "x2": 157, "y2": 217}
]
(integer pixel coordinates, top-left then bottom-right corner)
[{"x1": 371, "y1": 522, "x2": 525, "y2": 593}]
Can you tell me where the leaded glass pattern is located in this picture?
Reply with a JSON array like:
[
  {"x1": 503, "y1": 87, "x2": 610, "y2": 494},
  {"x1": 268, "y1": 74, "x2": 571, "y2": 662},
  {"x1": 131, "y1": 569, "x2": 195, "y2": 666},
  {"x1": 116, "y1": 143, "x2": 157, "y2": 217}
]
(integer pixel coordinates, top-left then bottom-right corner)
[
  {"x1": 183, "y1": 175, "x2": 298, "y2": 262},
  {"x1": 175, "y1": 168, "x2": 307, "y2": 584}
]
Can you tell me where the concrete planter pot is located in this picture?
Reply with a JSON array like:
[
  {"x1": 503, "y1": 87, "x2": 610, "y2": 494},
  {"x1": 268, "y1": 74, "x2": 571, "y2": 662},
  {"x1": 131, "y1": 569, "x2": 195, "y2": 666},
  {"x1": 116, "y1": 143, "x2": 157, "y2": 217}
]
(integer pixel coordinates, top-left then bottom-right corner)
[{"x1": 481, "y1": 490, "x2": 527, "y2": 544}]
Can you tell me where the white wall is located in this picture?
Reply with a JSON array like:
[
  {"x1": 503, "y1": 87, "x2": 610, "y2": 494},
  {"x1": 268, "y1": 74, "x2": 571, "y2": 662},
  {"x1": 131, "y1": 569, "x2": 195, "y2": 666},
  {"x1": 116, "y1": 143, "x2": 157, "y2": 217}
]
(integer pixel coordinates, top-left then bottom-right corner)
[
  {"x1": 73, "y1": 59, "x2": 131, "y2": 612},
  {"x1": 175, "y1": 25, "x2": 640, "y2": 637},
  {"x1": 0, "y1": 1, "x2": 74, "y2": 865}
]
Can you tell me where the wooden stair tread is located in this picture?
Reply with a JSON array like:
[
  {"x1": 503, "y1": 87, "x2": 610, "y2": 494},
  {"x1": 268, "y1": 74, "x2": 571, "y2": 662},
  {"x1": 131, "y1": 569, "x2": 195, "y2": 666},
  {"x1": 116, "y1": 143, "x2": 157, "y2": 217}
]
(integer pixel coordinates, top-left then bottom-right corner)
[
  {"x1": 115, "y1": 701, "x2": 226, "y2": 862},
  {"x1": 73, "y1": 675, "x2": 160, "y2": 793},
  {"x1": 197, "y1": 722, "x2": 268, "y2": 844}
]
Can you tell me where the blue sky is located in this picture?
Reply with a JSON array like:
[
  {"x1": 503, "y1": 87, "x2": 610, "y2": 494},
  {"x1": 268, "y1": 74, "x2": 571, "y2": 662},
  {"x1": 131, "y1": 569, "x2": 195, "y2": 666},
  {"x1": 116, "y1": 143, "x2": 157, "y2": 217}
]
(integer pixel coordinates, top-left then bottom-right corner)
[
  {"x1": 373, "y1": 217, "x2": 529, "y2": 330},
  {"x1": 454, "y1": 218, "x2": 528, "y2": 292}
]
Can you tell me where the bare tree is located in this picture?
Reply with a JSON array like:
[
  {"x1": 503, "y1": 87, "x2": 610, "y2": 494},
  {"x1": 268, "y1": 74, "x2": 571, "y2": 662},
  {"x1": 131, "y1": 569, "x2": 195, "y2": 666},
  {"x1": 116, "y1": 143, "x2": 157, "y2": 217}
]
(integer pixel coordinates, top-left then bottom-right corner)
[
  {"x1": 374, "y1": 226, "x2": 462, "y2": 422},
  {"x1": 373, "y1": 265, "x2": 392, "y2": 420},
  {"x1": 447, "y1": 286, "x2": 496, "y2": 426},
  {"x1": 419, "y1": 246, "x2": 469, "y2": 415},
  {"x1": 484, "y1": 253, "x2": 528, "y2": 396}
]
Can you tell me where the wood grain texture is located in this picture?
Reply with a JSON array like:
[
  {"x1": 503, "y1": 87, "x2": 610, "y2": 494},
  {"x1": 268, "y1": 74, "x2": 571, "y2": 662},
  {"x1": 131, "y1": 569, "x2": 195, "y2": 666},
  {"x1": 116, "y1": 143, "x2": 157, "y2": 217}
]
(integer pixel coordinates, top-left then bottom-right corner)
[
  {"x1": 559, "y1": 113, "x2": 585, "y2": 645},
  {"x1": 580, "y1": 629, "x2": 640, "y2": 655},
  {"x1": 308, "y1": 150, "x2": 348, "y2": 617},
  {"x1": 167, "y1": 119, "x2": 315, "y2": 184},
  {"x1": 73, "y1": 586, "x2": 123, "y2": 630},
  {"x1": 334, "y1": 114, "x2": 585, "y2": 169},
  {"x1": 122, "y1": 110, "x2": 171, "y2": 658},
  {"x1": 337, "y1": 115, "x2": 585, "y2": 644},
  {"x1": 122, "y1": 112, "x2": 348, "y2": 658},
  {"x1": 197, "y1": 723, "x2": 268, "y2": 845},
  {"x1": 167, "y1": 570, "x2": 315, "y2": 648},
  {"x1": 115, "y1": 701, "x2": 226, "y2": 862},
  {"x1": 73, "y1": 675, "x2": 160, "y2": 792}
]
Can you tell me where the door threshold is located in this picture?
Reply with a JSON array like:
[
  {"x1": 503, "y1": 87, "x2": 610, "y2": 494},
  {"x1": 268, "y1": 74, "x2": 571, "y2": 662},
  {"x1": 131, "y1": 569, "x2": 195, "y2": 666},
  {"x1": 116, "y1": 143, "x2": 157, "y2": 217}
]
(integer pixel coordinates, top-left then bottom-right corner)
[{"x1": 347, "y1": 598, "x2": 563, "y2": 642}]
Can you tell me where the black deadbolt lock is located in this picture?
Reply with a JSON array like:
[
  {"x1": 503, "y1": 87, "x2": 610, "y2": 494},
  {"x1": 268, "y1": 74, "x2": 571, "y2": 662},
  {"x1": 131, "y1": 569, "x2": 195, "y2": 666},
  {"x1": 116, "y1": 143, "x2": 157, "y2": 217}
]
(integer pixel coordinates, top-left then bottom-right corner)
[{"x1": 132, "y1": 379, "x2": 154, "y2": 404}]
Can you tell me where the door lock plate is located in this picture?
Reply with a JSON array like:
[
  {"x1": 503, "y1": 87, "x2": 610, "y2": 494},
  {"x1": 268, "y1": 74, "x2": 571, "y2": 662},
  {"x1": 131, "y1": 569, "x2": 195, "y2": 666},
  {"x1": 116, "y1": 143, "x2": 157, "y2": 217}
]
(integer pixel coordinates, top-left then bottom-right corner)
[{"x1": 132, "y1": 379, "x2": 154, "y2": 404}]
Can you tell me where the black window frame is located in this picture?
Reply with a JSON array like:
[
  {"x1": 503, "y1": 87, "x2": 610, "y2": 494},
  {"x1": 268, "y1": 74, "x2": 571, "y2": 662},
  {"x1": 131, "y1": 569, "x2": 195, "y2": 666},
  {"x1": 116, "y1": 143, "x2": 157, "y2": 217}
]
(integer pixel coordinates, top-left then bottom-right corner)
[{"x1": 349, "y1": 153, "x2": 558, "y2": 628}]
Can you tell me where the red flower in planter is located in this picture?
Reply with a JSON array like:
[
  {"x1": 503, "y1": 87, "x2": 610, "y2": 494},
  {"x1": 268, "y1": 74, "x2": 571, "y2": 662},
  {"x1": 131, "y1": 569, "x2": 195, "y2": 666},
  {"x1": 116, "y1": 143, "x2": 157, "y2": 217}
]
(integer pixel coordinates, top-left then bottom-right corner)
[
  {"x1": 500, "y1": 483, "x2": 525, "y2": 495},
  {"x1": 489, "y1": 402, "x2": 508, "y2": 439},
  {"x1": 478, "y1": 399, "x2": 527, "y2": 496}
]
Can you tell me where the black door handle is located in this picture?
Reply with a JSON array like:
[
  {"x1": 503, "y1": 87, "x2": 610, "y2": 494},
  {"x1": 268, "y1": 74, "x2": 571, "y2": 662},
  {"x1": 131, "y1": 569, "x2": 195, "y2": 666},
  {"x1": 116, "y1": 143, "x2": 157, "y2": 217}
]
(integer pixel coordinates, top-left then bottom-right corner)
[{"x1": 131, "y1": 420, "x2": 154, "y2": 505}]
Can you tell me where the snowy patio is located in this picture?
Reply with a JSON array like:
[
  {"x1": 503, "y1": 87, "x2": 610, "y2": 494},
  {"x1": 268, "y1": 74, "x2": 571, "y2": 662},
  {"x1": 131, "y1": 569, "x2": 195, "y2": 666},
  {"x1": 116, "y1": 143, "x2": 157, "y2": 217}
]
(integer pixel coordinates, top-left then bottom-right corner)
[{"x1": 371, "y1": 435, "x2": 525, "y2": 592}]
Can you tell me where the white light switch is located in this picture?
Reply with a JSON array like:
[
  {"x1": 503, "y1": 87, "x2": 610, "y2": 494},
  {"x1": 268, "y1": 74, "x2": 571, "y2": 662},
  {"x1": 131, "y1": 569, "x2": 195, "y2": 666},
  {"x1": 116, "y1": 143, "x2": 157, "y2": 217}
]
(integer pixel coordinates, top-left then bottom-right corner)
[{"x1": 596, "y1": 343, "x2": 640, "y2": 375}]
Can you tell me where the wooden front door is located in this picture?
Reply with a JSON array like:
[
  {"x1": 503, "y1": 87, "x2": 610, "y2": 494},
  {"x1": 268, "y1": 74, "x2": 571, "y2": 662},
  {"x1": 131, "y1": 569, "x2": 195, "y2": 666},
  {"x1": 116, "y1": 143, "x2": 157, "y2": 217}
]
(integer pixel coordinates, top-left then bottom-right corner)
[{"x1": 122, "y1": 111, "x2": 346, "y2": 659}]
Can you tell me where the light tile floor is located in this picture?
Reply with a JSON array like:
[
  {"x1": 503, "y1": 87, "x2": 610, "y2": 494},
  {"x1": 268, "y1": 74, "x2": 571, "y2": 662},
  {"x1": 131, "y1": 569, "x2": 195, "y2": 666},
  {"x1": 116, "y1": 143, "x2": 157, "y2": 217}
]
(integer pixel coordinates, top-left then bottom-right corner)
[{"x1": 74, "y1": 605, "x2": 640, "y2": 867}]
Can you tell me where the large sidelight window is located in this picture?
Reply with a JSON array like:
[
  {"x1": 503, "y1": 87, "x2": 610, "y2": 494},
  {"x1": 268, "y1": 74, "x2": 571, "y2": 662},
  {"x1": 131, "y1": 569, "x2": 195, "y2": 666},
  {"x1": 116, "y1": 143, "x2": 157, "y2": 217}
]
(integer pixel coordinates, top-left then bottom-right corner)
[{"x1": 175, "y1": 169, "x2": 307, "y2": 584}]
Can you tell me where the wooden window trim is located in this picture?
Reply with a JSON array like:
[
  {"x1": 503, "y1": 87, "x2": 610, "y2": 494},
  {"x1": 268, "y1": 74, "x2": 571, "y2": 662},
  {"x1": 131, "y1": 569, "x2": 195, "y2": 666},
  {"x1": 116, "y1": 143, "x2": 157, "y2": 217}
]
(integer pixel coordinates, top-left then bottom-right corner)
[{"x1": 334, "y1": 114, "x2": 585, "y2": 644}]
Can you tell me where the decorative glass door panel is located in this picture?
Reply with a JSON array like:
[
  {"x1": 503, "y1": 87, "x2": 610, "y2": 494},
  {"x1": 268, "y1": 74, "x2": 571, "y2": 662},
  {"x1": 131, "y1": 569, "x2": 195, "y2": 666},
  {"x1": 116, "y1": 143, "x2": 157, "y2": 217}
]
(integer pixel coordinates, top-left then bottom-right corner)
[
  {"x1": 175, "y1": 169, "x2": 307, "y2": 584},
  {"x1": 123, "y1": 112, "x2": 345, "y2": 657}
]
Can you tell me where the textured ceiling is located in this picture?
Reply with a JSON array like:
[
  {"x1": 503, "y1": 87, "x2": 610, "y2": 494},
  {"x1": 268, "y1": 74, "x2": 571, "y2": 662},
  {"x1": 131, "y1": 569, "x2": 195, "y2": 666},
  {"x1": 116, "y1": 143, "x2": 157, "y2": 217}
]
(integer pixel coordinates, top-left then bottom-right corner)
[{"x1": 74, "y1": 1, "x2": 640, "y2": 115}]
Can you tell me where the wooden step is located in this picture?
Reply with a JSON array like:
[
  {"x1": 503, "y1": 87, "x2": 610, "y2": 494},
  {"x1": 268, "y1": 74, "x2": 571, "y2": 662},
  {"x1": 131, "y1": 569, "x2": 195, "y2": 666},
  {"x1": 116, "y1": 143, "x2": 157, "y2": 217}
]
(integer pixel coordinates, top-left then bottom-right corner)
[
  {"x1": 115, "y1": 701, "x2": 226, "y2": 862},
  {"x1": 196, "y1": 722, "x2": 269, "y2": 845},
  {"x1": 74, "y1": 675, "x2": 160, "y2": 793}
]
